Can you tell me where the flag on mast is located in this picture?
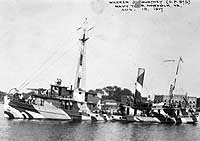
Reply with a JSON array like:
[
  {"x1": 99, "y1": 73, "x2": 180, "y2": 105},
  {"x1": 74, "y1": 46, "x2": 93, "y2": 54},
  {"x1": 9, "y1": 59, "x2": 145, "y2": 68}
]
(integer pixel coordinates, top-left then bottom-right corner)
[{"x1": 134, "y1": 68, "x2": 145, "y2": 104}]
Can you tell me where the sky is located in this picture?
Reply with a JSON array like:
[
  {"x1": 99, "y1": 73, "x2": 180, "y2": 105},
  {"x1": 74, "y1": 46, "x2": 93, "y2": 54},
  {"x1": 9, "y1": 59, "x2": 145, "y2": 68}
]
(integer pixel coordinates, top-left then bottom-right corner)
[{"x1": 0, "y1": 0, "x2": 200, "y2": 97}]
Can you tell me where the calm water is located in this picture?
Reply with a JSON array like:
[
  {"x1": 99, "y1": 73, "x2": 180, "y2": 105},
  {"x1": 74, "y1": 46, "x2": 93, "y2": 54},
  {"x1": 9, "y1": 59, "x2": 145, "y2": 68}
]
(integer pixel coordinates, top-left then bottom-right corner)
[{"x1": 0, "y1": 104, "x2": 200, "y2": 141}]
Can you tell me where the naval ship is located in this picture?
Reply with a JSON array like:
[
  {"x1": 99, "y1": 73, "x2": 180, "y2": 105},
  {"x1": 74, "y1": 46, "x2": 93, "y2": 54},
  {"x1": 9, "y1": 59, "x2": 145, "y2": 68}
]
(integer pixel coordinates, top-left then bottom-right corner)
[{"x1": 4, "y1": 19, "x2": 104, "y2": 121}]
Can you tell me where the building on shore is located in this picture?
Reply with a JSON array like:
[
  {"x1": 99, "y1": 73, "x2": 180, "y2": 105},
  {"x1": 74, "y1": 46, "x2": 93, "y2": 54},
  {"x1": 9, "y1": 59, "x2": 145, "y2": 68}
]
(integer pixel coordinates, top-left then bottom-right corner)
[
  {"x1": 101, "y1": 99, "x2": 119, "y2": 114},
  {"x1": 154, "y1": 94, "x2": 197, "y2": 109},
  {"x1": 121, "y1": 95, "x2": 149, "y2": 108}
]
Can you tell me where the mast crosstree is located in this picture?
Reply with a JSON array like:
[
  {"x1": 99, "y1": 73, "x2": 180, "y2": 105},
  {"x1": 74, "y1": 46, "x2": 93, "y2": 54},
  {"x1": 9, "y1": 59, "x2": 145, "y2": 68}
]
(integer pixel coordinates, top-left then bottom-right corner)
[{"x1": 74, "y1": 18, "x2": 93, "y2": 91}]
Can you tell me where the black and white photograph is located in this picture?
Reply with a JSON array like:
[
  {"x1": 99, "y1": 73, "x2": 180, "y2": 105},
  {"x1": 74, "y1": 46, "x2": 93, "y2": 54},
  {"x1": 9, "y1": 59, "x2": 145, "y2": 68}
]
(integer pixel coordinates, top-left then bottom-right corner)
[{"x1": 0, "y1": 0, "x2": 200, "y2": 140}]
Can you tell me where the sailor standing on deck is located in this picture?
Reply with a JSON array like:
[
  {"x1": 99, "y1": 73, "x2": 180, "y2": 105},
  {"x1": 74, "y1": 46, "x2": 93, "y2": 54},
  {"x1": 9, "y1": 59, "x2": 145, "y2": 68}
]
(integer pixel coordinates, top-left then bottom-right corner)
[
  {"x1": 56, "y1": 78, "x2": 62, "y2": 85},
  {"x1": 28, "y1": 95, "x2": 32, "y2": 104}
]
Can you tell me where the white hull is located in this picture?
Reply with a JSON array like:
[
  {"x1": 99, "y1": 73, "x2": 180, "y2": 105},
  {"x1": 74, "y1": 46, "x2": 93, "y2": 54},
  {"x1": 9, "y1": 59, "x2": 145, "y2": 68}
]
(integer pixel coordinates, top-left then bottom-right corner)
[
  {"x1": 91, "y1": 113, "x2": 105, "y2": 121},
  {"x1": 4, "y1": 96, "x2": 71, "y2": 120},
  {"x1": 110, "y1": 115, "x2": 124, "y2": 121},
  {"x1": 136, "y1": 116, "x2": 161, "y2": 123}
]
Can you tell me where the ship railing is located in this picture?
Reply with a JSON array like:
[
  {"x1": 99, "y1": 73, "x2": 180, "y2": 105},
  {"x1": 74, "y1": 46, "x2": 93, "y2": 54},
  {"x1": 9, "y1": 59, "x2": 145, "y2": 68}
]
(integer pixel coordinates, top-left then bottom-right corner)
[{"x1": 152, "y1": 107, "x2": 187, "y2": 110}]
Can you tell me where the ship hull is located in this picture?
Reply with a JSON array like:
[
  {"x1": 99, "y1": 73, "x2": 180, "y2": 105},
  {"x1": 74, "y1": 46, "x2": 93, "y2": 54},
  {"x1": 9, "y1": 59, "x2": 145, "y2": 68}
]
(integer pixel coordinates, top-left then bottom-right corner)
[
  {"x1": 4, "y1": 96, "x2": 71, "y2": 120},
  {"x1": 178, "y1": 115, "x2": 199, "y2": 124},
  {"x1": 136, "y1": 116, "x2": 161, "y2": 123},
  {"x1": 110, "y1": 115, "x2": 125, "y2": 122},
  {"x1": 152, "y1": 111, "x2": 176, "y2": 124},
  {"x1": 123, "y1": 115, "x2": 140, "y2": 122},
  {"x1": 91, "y1": 113, "x2": 105, "y2": 121}
]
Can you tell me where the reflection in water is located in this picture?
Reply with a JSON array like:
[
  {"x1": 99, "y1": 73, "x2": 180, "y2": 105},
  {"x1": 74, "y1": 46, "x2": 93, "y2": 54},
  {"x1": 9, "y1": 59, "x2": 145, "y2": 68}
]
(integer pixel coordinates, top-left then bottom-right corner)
[{"x1": 0, "y1": 105, "x2": 199, "y2": 141}]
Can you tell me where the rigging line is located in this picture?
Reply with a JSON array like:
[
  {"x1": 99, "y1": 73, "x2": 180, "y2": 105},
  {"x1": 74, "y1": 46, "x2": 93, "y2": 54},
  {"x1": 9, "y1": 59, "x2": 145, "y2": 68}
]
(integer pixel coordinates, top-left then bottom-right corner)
[
  {"x1": 19, "y1": 41, "x2": 79, "y2": 90},
  {"x1": 58, "y1": 47, "x2": 79, "y2": 87},
  {"x1": 27, "y1": 42, "x2": 78, "y2": 87},
  {"x1": 18, "y1": 30, "x2": 77, "y2": 90},
  {"x1": 18, "y1": 18, "x2": 95, "y2": 90},
  {"x1": 20, "y1": 45, "x2": 76, "y2": 90},
  {"x1": 18, "y1": 43, "x2": 71, "y2": 90},
  {"x1": 18, "y1": 50, "x2": 57, "y2": 90}
]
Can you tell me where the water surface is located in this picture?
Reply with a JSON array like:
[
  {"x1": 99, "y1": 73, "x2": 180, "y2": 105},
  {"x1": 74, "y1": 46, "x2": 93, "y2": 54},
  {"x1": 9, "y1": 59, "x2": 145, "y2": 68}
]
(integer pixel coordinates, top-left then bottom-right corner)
[{"x1": 0, "y1": 104, "x2": 199, "y2": 141}]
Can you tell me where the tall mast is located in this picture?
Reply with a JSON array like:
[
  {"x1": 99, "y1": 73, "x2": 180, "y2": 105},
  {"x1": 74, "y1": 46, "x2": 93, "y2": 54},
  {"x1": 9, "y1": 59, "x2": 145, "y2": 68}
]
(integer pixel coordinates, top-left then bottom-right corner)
[
  {"x1": 173, "y1": 56, "x2": 183, "y2": 89},
  {"x1": 169, "y1": 56, "x2": 184, "y2": 100},
  {"x1": 74, "y1": 18, "x2": 92, "y2": 91}
]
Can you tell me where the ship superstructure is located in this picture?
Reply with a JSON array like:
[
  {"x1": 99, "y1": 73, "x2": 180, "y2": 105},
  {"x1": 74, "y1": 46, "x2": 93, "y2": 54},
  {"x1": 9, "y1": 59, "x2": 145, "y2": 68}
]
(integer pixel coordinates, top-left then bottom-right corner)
[{"x1": 3, "y1": 19, "x2": 101, "y2": 121}]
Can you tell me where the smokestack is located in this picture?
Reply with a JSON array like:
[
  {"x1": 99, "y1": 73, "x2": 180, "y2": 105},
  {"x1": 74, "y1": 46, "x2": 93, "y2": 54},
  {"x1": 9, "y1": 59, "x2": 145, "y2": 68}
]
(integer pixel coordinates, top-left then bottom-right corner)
[{"x1": 134, "y1": 68, "x2": 145, "y2": 104}]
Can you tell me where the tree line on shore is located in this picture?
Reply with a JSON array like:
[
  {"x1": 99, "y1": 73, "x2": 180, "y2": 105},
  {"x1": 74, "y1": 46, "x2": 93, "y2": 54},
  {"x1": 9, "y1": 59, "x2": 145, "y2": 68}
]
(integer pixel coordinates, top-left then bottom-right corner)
[
  {"x1": 0, "y1": 85, "x2": 134, "y2": 102},
  {"x1": 88, "y1": 85, "x2": 133, "y2": 102}
]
